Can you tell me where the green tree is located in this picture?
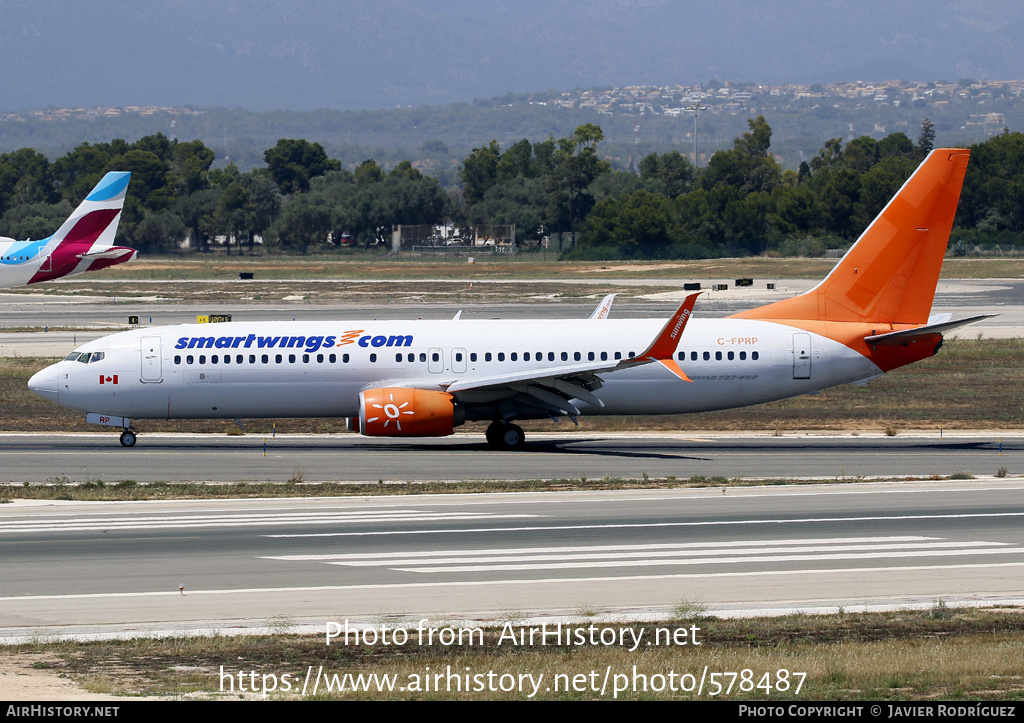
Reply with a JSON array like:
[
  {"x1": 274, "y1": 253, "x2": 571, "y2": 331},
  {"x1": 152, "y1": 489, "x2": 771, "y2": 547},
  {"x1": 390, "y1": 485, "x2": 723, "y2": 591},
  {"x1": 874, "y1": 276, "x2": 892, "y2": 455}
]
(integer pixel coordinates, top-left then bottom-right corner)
[
  {"x1": 264, "y1": 139, "x2": 341, "y2": 195},
  {"x1": 546, "y1": 123, "x2": 611, "y2": 236}
]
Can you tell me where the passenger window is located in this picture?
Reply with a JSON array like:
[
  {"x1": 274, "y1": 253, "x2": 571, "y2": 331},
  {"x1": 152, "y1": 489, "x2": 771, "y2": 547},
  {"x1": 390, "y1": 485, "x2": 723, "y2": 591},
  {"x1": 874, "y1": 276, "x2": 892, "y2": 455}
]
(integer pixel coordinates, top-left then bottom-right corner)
[
  {"x1": 614, "y1": 351, "x2": 621, "y2": 360},
  {"x1": 186, "y1": 355, "x2": 194, "y2": 365},
  {"x1": 317, "y1": 354, "x2": 324, "y2": 363},
  {"x1": 485, "y1": 352, "x2": 492, "y2": 362},
  {"x1": 509, "y1": 352, "x2": 516, "y2": 362},
  {"x1": 628, "y1": 351, "x2": 635, "y2": 358},
  {"x1": 261, "y1": 354, "x2": 269, "y2": 364},
  {"x1": 288, "y1": 354, "x2": 296, "y2": 363},
  {"x1": 407, "y1": 353, "x2": 414, "y2": 362},
  {"x1": 588, "y1": 352, "x2": 595, "y2": 361},
  {"x1": 752, "y1": 351, "x2": 760, "y2": 361},
  {"x1": 212, "y1": 355, "x2": 219, "y2": 364},
  {"x1": 343, "y1": 353, "x2": 350, "y2": 363},
  {"x1": 395, "y1": 353, "x2": 403, "y2": 362},
  {"x1": 740, "y1": 351, "x2": 747, "y2": 360},
  {"x1": 715, "y1": 351, "x2": 722, "y2": 361},
  {"x1": 199, "y1": 355, "x2": 207, "y2": 364},
  {"x1": 330, "y1": 354, "x2": 337, "y2": 363},
  {"x1": 432, "y1": 352, "x2": 440, "y2": 362},
  {"x1": 224, "y1": 355, "x2": 231, "y2": 364},
  {"x1": 728, "y1": 351, "x2": 734, "y2": 361},
  {"x1": 497, "y1": 352, "x2": 505, "y2": 362},
  {"x1": 561, "y1": 352, "x2": 568, "y2": 361},
  {"x1": 302, "y1": 354, "x2": 310, "y2": 363},
  {"x1": 703, "y1": 351, "x2": 710, "y2": 361},
  {"x1": 236, "y1": 355, "x2": 243, "y2": 364},
  {"x1": 369, "y1": 353, "x2": 377, "y2": 363},
  {"x1": 601, "y1": 351, "x2": 607, "y2": 361},
  {"x1": 548, "y1": 352, "x2": 555, "y2": 361},
  {"x1": 275, "y1": 354, "x2": 282, "y2": 363},
  {"x1": 420, "y1": 353, "x2": 427, "y2": 362},
  {"x1": 574, "y1": 352, "x2": 581, "y2": 361},
  {"x1": 524, "y1": 352, "x2": 531, "y2": 361},
  {"x1": 174, "y1": 355, "x2": 181, "y2": 365},
  {"x1": 691, "y1": 351, "x2": 698, "y2": 361},
  {"x1": 470, "y1": 353, "x2": 477, "y2": 362},
  {"x1": 456, "y1": 352, "x2": 464, "y2": 362}
]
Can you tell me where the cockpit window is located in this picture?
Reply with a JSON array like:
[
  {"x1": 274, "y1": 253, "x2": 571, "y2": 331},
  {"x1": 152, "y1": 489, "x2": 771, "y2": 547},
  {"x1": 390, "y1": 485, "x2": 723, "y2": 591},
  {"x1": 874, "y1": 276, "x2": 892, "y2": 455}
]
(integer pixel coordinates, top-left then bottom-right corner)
[
  {"x1": 65, "y1": 352, "x2": 80, "y2": 362},
  {"x1": 88, "y1": 352, "x2": 105, "y2": 363},
  {"x1": 77, "y1": 353, "x2": 91, "y2": 364}
]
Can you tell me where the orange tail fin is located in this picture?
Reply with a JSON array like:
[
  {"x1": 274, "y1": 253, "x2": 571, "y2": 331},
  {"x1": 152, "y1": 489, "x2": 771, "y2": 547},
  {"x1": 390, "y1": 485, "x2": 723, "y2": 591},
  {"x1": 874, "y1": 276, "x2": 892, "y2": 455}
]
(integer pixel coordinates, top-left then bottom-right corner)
[{"x1": 734, "y1": 149, "x2": 970, "y2": 325}]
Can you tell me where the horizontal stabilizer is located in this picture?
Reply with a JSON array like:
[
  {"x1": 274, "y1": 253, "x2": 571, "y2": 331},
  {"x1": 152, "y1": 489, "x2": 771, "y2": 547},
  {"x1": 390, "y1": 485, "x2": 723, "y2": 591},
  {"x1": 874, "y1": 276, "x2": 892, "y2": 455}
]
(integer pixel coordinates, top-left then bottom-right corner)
[
  {"x1": 77, "y1": 246, "x2": 137, "y2": 260},
  {"x1": 864, "y1": 314, "x2": 995, "y2": 346}
]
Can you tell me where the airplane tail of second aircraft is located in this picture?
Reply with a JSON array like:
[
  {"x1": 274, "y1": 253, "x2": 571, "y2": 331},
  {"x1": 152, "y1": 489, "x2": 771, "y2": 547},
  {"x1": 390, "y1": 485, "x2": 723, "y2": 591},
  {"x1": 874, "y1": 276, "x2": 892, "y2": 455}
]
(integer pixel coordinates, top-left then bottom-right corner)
[
  {"x1": 29, "y1": 171, "x2": 135, "y2": 284},
  {"x1": 732, "y1": 149, "x2": 970, "y2": 327}
]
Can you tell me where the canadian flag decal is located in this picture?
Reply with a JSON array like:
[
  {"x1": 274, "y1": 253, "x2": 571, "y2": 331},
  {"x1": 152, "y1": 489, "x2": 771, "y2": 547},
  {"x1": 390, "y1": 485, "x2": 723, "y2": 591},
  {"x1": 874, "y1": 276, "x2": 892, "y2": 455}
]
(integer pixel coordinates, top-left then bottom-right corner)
[{"x1": 100, "y1": 375, "x2": 118, "y2": 384}]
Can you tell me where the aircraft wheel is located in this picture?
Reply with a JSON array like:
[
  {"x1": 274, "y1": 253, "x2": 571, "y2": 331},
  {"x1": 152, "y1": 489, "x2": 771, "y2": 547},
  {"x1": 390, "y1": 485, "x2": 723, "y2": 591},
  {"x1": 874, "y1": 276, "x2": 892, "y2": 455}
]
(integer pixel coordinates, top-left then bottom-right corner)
[
  {"x1": 500, "y1": 423, "x2": 525, "y2": 450},
  {"x1": 485, "y1": 421, "x2": 503, "y2": 448},
  {"x1": 119, "y1": 430, "x2": 137, "y2": 448}
]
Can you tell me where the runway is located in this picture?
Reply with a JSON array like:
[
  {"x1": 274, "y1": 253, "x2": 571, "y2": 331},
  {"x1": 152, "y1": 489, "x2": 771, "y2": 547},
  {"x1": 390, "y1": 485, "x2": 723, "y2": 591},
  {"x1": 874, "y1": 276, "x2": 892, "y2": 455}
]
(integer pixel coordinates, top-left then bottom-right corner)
[
  {"x1": 0, "y1": 431, "x2": 1017, "y2": 483},
  {"x1": 1, "y1": 479, "x2": 1022, "y2": 639}
]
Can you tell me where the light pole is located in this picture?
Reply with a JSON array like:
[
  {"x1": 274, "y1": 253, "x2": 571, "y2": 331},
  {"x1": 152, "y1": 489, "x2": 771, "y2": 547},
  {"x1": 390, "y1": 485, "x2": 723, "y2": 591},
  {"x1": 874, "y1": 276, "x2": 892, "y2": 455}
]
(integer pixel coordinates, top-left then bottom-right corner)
[{"x1": 685, "y1": 103, "x2": 707, "y2": 167}]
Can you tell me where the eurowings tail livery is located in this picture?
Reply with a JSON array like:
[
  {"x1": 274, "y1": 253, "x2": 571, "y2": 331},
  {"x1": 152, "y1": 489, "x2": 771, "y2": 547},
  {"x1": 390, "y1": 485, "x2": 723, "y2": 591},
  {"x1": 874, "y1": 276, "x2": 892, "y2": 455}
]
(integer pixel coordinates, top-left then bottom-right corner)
[
  {"x1": 0, "y1": 172, "x2": 135, "y2": 287},
  {"x1": 29, "y1": 150, "x2": 988, "y2": 449}
]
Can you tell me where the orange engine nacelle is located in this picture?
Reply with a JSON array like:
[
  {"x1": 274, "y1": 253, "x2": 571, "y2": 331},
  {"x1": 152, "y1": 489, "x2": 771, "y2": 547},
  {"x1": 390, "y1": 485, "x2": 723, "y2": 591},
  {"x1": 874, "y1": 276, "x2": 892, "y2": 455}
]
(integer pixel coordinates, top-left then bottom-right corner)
[{"x1": 358, "y1": 388, "x2": 463, "y2": 437}]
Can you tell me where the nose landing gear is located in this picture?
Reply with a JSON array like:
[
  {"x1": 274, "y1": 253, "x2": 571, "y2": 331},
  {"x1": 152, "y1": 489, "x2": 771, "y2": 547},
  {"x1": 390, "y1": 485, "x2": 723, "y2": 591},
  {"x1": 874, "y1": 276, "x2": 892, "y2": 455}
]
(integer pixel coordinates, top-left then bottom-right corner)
[{"x1": 119, "y1": 429, "x2": 137, "y2": 447}]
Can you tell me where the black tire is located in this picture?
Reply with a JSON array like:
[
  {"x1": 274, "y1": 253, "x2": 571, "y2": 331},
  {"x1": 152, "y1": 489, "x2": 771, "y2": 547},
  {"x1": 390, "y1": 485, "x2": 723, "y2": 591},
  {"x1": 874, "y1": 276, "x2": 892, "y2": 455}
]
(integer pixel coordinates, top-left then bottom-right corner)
[
  {"x1": 500, "y1": 423, "x2": 525, "y2": 450},
  {"x1": 119, "y1": 430, "x2": 137, "y2": 448},
  {"x1": 485, "y1": 421, "x2": 503, "y2": 448}
]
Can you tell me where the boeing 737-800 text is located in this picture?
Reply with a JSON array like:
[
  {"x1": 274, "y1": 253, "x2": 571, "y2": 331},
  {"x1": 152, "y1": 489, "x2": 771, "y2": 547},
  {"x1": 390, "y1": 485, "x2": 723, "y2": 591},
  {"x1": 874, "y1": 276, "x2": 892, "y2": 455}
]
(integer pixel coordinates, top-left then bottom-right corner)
[
  {"x1": 29, "y1": 150, "x2": 987, "y2": 449},
  {"x1": 0, "y1": 172, "x2": 135, "y2": 287}
]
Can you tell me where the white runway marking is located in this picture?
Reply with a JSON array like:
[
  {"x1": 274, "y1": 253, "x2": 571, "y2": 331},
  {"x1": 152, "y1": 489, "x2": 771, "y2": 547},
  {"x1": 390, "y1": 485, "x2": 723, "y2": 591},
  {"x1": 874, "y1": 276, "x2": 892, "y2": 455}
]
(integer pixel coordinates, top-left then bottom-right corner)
[
  {"x1": 265, "y1": 511, "x2": 1024, "y2": 538},
  {"x1": 265, "y1": 536, "x2": 1022, "y2": 574},
  {"x1": 0, "y1": 510, "x2": 537, "y2": 533}
]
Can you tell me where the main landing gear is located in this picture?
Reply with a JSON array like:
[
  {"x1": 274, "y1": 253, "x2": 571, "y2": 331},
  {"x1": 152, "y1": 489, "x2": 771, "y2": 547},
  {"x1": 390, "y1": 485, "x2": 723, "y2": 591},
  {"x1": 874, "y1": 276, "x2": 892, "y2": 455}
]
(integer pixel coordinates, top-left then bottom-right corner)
[
  {"x1": 485, "y1": 421, "x2": 525, "y2": 450},
  {"x1": 119, "y1": 429, "x2": 137, "y2": 447}
]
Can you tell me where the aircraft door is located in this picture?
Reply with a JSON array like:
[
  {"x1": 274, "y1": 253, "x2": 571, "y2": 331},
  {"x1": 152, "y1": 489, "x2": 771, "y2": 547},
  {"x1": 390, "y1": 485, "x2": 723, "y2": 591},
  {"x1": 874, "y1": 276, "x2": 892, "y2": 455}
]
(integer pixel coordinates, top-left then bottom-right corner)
[
  {"x1": 452, "y1": 348, "x2": 467, "y2": 374},
  {"x1": 428, "y1": 348, "x2": 444, "y2": 374},
  {"x1": 792, "y1": 333, "x2": 811, "y2": 379},
  {"x1": 140, "y1": 336, "x2": 163, "y2": 383}
]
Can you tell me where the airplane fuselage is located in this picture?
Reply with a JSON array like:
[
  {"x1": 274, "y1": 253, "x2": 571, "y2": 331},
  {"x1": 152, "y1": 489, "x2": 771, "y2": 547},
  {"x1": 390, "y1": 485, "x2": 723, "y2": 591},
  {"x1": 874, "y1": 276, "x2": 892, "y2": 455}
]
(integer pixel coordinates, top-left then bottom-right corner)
[{"x1": 31, "y1": 318, "x2": 884, "y2": 421}]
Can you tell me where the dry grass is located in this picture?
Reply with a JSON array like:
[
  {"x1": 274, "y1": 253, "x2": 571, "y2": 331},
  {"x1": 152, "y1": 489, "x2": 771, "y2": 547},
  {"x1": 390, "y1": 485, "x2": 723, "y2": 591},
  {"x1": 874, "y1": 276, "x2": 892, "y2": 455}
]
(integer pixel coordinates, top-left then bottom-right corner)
[
  {"x1": 12, "y1": 608, "x2": 1024, "y2": 700},
  {"x1": 47, "y1": 253, "x2": 1024, "y2": 282}
]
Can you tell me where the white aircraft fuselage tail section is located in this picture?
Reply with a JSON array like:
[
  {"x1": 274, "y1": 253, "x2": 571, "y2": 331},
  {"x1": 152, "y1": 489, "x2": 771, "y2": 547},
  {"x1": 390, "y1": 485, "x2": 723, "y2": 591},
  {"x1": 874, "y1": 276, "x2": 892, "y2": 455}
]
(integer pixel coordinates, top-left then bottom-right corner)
[
  {"x1": 27, "y1": 150, "x2": 984, "y2": 450},
  {"x1": 0, "y1": 172, "x2": 136, "y2": 288}
]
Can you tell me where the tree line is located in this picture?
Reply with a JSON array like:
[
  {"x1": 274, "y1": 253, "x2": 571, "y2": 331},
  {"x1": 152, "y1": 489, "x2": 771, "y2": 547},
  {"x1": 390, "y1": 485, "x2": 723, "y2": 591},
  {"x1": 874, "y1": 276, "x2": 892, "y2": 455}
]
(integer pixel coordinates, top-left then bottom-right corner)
[{"x1": 0, "y1": 118, "x2": 1021, "y2": 258}]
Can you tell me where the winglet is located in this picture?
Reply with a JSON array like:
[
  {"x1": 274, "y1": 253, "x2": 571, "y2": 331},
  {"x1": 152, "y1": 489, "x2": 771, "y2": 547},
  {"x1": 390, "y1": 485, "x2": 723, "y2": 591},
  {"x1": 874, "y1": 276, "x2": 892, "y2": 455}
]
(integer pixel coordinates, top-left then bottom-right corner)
[
  {"x1": 589, "y1": 293, "x2": 617, "y2": 320},
  {"x1": 618, "y1": 292, "x2": 700, "y2": 382}
]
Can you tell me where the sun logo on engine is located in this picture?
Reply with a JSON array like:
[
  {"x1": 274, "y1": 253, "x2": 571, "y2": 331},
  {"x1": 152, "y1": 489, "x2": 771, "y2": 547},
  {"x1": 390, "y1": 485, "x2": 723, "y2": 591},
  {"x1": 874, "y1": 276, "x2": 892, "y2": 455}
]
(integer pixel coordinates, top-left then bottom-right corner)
[{"x1": 367, "y1": 392, "x2": 415, "y2": 431}]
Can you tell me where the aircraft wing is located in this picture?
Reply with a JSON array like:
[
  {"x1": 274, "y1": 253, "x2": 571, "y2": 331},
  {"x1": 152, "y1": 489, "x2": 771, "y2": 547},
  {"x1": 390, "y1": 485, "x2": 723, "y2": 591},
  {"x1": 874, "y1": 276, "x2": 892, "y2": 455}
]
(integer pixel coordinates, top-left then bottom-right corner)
[
  {"x1": 864, "y1": 314, "x2": 995, "y2": 346},
  {"x1": 366, "y1": 293, "x2": 700, "y2": 417}
]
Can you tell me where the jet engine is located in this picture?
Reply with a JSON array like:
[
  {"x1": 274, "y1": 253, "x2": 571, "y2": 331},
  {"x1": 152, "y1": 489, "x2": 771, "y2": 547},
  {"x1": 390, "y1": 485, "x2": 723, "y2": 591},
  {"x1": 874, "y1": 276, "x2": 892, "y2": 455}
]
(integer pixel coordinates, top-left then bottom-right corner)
[{"x1": 357, "y1": 387, "x2": 465, "y2": 437}]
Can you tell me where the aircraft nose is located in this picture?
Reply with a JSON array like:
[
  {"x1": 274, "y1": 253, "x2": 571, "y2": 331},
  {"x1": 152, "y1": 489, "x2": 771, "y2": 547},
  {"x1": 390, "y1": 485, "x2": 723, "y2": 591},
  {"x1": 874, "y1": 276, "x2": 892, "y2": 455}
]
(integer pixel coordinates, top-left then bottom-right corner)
[{"x1": 28, "y1": 365, "x2": 61, "y2": 403}]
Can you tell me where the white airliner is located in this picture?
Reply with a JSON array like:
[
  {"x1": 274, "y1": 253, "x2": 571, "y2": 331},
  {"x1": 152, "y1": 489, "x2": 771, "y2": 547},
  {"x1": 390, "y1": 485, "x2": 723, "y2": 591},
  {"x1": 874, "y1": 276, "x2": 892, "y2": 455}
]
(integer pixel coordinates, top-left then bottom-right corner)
[
  {"x1": 29, "y1": 149, "x2": 988, "y2": 449},
  {"x1": 0, "y1": 172, "x2": 135, "y2": 288}
]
